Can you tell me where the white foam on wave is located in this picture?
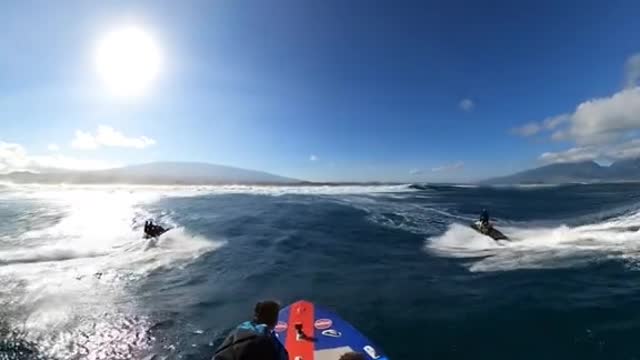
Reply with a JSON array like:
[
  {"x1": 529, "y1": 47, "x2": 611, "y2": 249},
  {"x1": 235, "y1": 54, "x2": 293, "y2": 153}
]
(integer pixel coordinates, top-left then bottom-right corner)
[
  {"x1": 0, "y1": 187, "x2": 224, "y2": 270},
  {"x1": 338, "y1": 194, "x2": 471, "y2": 235},
  {"x1": 112, "y1": 227, "x2": 225, "y2": 276},
  {"x1": 0, "y1": 185, "x2": 265, "y2": 359},
  {"x1": 426, "y1": 213, "x2": 640, "y2": 272},
  {"x1": 0, "y1": 246, "x2": 108, "y2": 265},
  {"x1": 449, "y1": 184, "x2": 479, "y2": 188},
  {"x1": 0, "y1": 187, "x2": 225, "y2": 344},
  {"x1": 490, "y1": 183, "x2": 567, "y2": 189},
  {"x1": 0, "y1": 183, "x2": 412, "y2": 200}
]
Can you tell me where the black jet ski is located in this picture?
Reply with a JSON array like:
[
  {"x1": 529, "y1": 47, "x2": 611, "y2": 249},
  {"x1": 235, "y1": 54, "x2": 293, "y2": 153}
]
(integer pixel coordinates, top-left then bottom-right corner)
[
  {"x1": 470, "y1": 221, "x2": 509, "y2": 241},
  {"x1": 143, "y1": 221, "x2": 171, "y2": 239}
]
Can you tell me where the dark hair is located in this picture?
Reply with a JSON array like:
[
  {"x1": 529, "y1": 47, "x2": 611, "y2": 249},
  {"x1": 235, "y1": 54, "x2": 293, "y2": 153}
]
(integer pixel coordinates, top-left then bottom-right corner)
[
  {"x1": 339, "y1": 352, "x2": 367, "y2": 360},
  {"x1": 253, "y1": 300, "x2": 280, "y2": 328}
]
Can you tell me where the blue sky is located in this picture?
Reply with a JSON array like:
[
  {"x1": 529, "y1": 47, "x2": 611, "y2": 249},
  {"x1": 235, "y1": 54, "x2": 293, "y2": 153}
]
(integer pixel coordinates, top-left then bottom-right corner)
[{"x1": 2, "y1": 0, "x2": 640, "y2": 182}]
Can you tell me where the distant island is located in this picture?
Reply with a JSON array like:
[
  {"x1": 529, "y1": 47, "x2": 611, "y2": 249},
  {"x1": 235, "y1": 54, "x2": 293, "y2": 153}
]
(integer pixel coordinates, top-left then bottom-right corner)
[
  {"x1": 482, "y1": 158, "x2": 640, "y2": 184},
  {"x1": 0, "y1": 162, "x2": 300, "y2": 185},
  {"x1": 9, "y1": 159, "x2": 640, "y2": 186}
]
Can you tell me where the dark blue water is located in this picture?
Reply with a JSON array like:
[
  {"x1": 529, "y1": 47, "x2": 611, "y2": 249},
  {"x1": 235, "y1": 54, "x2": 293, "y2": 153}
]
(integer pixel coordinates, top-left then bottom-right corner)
[{"x1": 3, "y1": 184, "x2": 640, "y2": 359}]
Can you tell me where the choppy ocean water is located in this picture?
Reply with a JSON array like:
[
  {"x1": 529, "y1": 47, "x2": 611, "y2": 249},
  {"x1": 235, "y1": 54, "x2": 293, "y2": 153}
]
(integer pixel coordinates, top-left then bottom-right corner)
[{"x1": 2, "y1": 183, "x2": 640, "y2": 359}]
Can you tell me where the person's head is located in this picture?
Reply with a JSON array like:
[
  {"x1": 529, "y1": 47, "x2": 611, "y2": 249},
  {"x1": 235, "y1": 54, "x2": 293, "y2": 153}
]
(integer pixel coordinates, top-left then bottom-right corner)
[
  {"x1": 338, "y1": 352, "x2": 367, "y2": 360},
  {"x1": 253, "y1": 300, "x2": 280, "y2": 328}
]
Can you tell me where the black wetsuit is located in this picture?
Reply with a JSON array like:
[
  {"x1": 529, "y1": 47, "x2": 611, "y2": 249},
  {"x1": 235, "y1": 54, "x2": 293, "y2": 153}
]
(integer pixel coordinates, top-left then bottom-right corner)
[
  {"x1": 144, "y1": 221, "x2": 166, "y2": 237},
  {"x1": 213, "y1": 321, "x2": 288, "y2": 360},
  {"x1": 479, "y1": 210, "x2": 489, "y2": 226}
]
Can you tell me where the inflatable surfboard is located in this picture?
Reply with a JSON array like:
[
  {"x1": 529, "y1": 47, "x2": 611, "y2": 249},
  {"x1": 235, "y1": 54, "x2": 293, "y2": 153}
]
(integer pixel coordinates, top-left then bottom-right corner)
[{"x1": 276, "y1": 300, "x2": 388, "y2": 360}]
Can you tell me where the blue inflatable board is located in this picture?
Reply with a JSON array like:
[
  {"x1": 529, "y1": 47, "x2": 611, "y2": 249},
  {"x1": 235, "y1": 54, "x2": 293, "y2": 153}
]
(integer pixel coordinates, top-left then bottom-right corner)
[{"x1": 276, "y1": 300, "x2": 388, "y2": 360}]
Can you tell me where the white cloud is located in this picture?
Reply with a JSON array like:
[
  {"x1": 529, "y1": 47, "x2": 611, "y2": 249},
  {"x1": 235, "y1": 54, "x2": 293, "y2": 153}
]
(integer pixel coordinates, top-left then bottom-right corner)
[
  {"x1": 605, "y1": 138, "x2": 640, "y2": 159},
  {"x1": 539, "y1": 147, "x2": 599, "y2": 164},
  {"x1": 309, "y1": 154, "x2": 318, "y2": 161},
  {"x1": 512, "y1": 114, "x2": 569, "y2": 137},
  {"x1": 71, "y1": 130, "x2": 99, "y2": 150},
  {"x1": 562, "y1": 87, "x2": 640, "y2": 145},
  {"x1": 409, "y1": 168, "x2": 423, "y2": 175},
  {"x1": 514, "y1": 54, "x2": 640, "y2": 142},
  {"x1": 512, "y1": 53, "x2": 640, "y2": 165},
  {"x1": 539, "y1": 139, "x2": 640, "y2": 164},
  {"x1": 0, "y1": 142, "x2": 30, "y2": 172},
  {"x1": 544, "y1": 114, "x2": 570, "y2": 130},
  {"x1": 511, "y1": 122, "x2": 541, "y2": 137},
  {"x1": 71, "y1": 125, "x2": 155, "y2": 150},
  {"x1": 536, "y1": 87, "x2": 640, "y2": 163},
  {"x1": 0, "y1": 141, "x2": 116, "y2": 173},
  {"x1": 432, "y1": 161, "x2": 464, "y2": 172},
  {"x1": 47, "y1": 143, "x2": 60, "y2": 151},
  {"x1": 626, "y1": 53, "x2": 640, "y2": 88},
  {"x1": 551, "y1": 130, "x2": 568, "y2": 141},
  {"x1": 459, "y1": 98, "x2": 474, "y2": 112}
]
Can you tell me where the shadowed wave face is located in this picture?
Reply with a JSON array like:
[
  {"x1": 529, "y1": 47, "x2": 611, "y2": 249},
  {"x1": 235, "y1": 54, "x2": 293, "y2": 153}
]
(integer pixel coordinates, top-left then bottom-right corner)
[{"x1": 2, "y1": 183, "x2": 640, "y2": 359}]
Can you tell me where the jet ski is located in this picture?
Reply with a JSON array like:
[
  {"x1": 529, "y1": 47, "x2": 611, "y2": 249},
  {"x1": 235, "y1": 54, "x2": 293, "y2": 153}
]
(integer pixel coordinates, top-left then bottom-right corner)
[
  {"x1": 470, "y1": 221, "x2": 509, "y2": 241},
  {"x1": 143, "y1": 221, "x2": 170, "y2": 239}
]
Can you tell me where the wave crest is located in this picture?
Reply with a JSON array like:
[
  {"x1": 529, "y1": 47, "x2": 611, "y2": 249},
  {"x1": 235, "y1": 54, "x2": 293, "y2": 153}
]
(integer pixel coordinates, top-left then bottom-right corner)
[{"x1": 426, "y1": 213, "x2": 640, "y2": 272}]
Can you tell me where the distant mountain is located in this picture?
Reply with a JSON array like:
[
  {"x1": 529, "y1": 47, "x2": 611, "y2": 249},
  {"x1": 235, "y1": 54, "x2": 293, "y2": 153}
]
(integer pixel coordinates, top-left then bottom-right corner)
[
  {"x1": 482, "y1": 159, "x2": 640, "y2": 184},
  {"x1": 608, "y1": 158, "x2": 640, "y2": 176},
  {"x1": 0, "y1": 162, "x2": 299, "y2": 185}
]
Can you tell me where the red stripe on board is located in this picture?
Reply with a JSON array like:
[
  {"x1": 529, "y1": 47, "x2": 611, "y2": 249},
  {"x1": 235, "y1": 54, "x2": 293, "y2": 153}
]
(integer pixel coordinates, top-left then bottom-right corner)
[{"x1": 284, "y1": 300, "x2": 315, "y2": 360}]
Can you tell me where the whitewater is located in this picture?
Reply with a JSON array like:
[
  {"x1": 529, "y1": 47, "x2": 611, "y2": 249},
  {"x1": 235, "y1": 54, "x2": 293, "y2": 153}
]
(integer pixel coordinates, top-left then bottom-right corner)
[{"x1": 2, "y1": 182, "x2": 640, "y2": 359}]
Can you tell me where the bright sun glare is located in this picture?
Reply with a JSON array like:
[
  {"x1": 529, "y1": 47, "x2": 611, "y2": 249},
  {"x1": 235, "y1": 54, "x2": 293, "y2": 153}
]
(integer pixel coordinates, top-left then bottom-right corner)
[{"x1": 95, "y1": 25, "x2": 162, "y2": 97}]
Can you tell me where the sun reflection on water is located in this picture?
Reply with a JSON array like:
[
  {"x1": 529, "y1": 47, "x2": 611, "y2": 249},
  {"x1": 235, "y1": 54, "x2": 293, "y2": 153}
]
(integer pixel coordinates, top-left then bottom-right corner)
[{"x1": 0, "y1": 187, "x2": 221, "y2": 359}]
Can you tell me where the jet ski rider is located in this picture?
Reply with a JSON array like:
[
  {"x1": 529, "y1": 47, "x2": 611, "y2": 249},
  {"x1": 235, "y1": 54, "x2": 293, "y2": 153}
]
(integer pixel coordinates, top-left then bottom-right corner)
[
  {"x1": 479, "y1": 208, "x2": 490, "y2": 232},
  {"x1": 144, "y1": 220, "x2": 166, "y2": 237}
]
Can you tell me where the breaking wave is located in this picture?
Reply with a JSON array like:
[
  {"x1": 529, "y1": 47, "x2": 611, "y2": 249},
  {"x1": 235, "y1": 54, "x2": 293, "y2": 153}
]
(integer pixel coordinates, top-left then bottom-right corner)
[{"x1": 426, "y1": 210, "x2": 640, "y2": 272}]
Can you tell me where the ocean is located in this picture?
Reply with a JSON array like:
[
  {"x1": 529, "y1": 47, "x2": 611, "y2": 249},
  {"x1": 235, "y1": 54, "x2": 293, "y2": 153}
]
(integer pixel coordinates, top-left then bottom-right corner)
[{"x1": 2, "y1": 183, "x2": 640, "y2": 360}]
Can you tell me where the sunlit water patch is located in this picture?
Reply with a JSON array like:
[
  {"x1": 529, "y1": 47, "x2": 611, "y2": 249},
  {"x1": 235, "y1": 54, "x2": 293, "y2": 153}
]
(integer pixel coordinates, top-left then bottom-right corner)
[{"x1": 3, "y1": 183, "x2": 640, "y2": 359}]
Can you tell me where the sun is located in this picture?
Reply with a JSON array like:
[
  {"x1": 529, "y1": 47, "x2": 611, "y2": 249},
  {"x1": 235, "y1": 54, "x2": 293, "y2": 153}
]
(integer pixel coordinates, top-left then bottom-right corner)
[{"x1": 95, "y1": 25, "x2": 162, "y2": 97}]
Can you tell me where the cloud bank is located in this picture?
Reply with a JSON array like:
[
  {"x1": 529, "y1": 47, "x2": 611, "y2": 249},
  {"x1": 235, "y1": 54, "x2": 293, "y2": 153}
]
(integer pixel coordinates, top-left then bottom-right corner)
[
  {"x1": 0, "y1": 141, "x2": 116, "y2": 173},
  {"x1": 513, "y1": 53, "x2": 640, "y2": 164},
  {"x1": 71, "y1": 125, "x2": 155, "y2": 150}
]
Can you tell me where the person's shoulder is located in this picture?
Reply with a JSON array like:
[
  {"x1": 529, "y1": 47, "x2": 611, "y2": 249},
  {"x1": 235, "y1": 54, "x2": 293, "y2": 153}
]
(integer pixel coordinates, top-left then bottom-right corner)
[
  {"x1": 237, "y1": 321, "x2": 269, "y2": 333},
  {"x1": 238, "y1": 333, "x2": 280, "y2": 360},
  {"x1": 233, "y1": 322, "x2": 271, "y2": 342},
  {"x1": 237, "y1": 321, "x2": 256, "y2": 330}
]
